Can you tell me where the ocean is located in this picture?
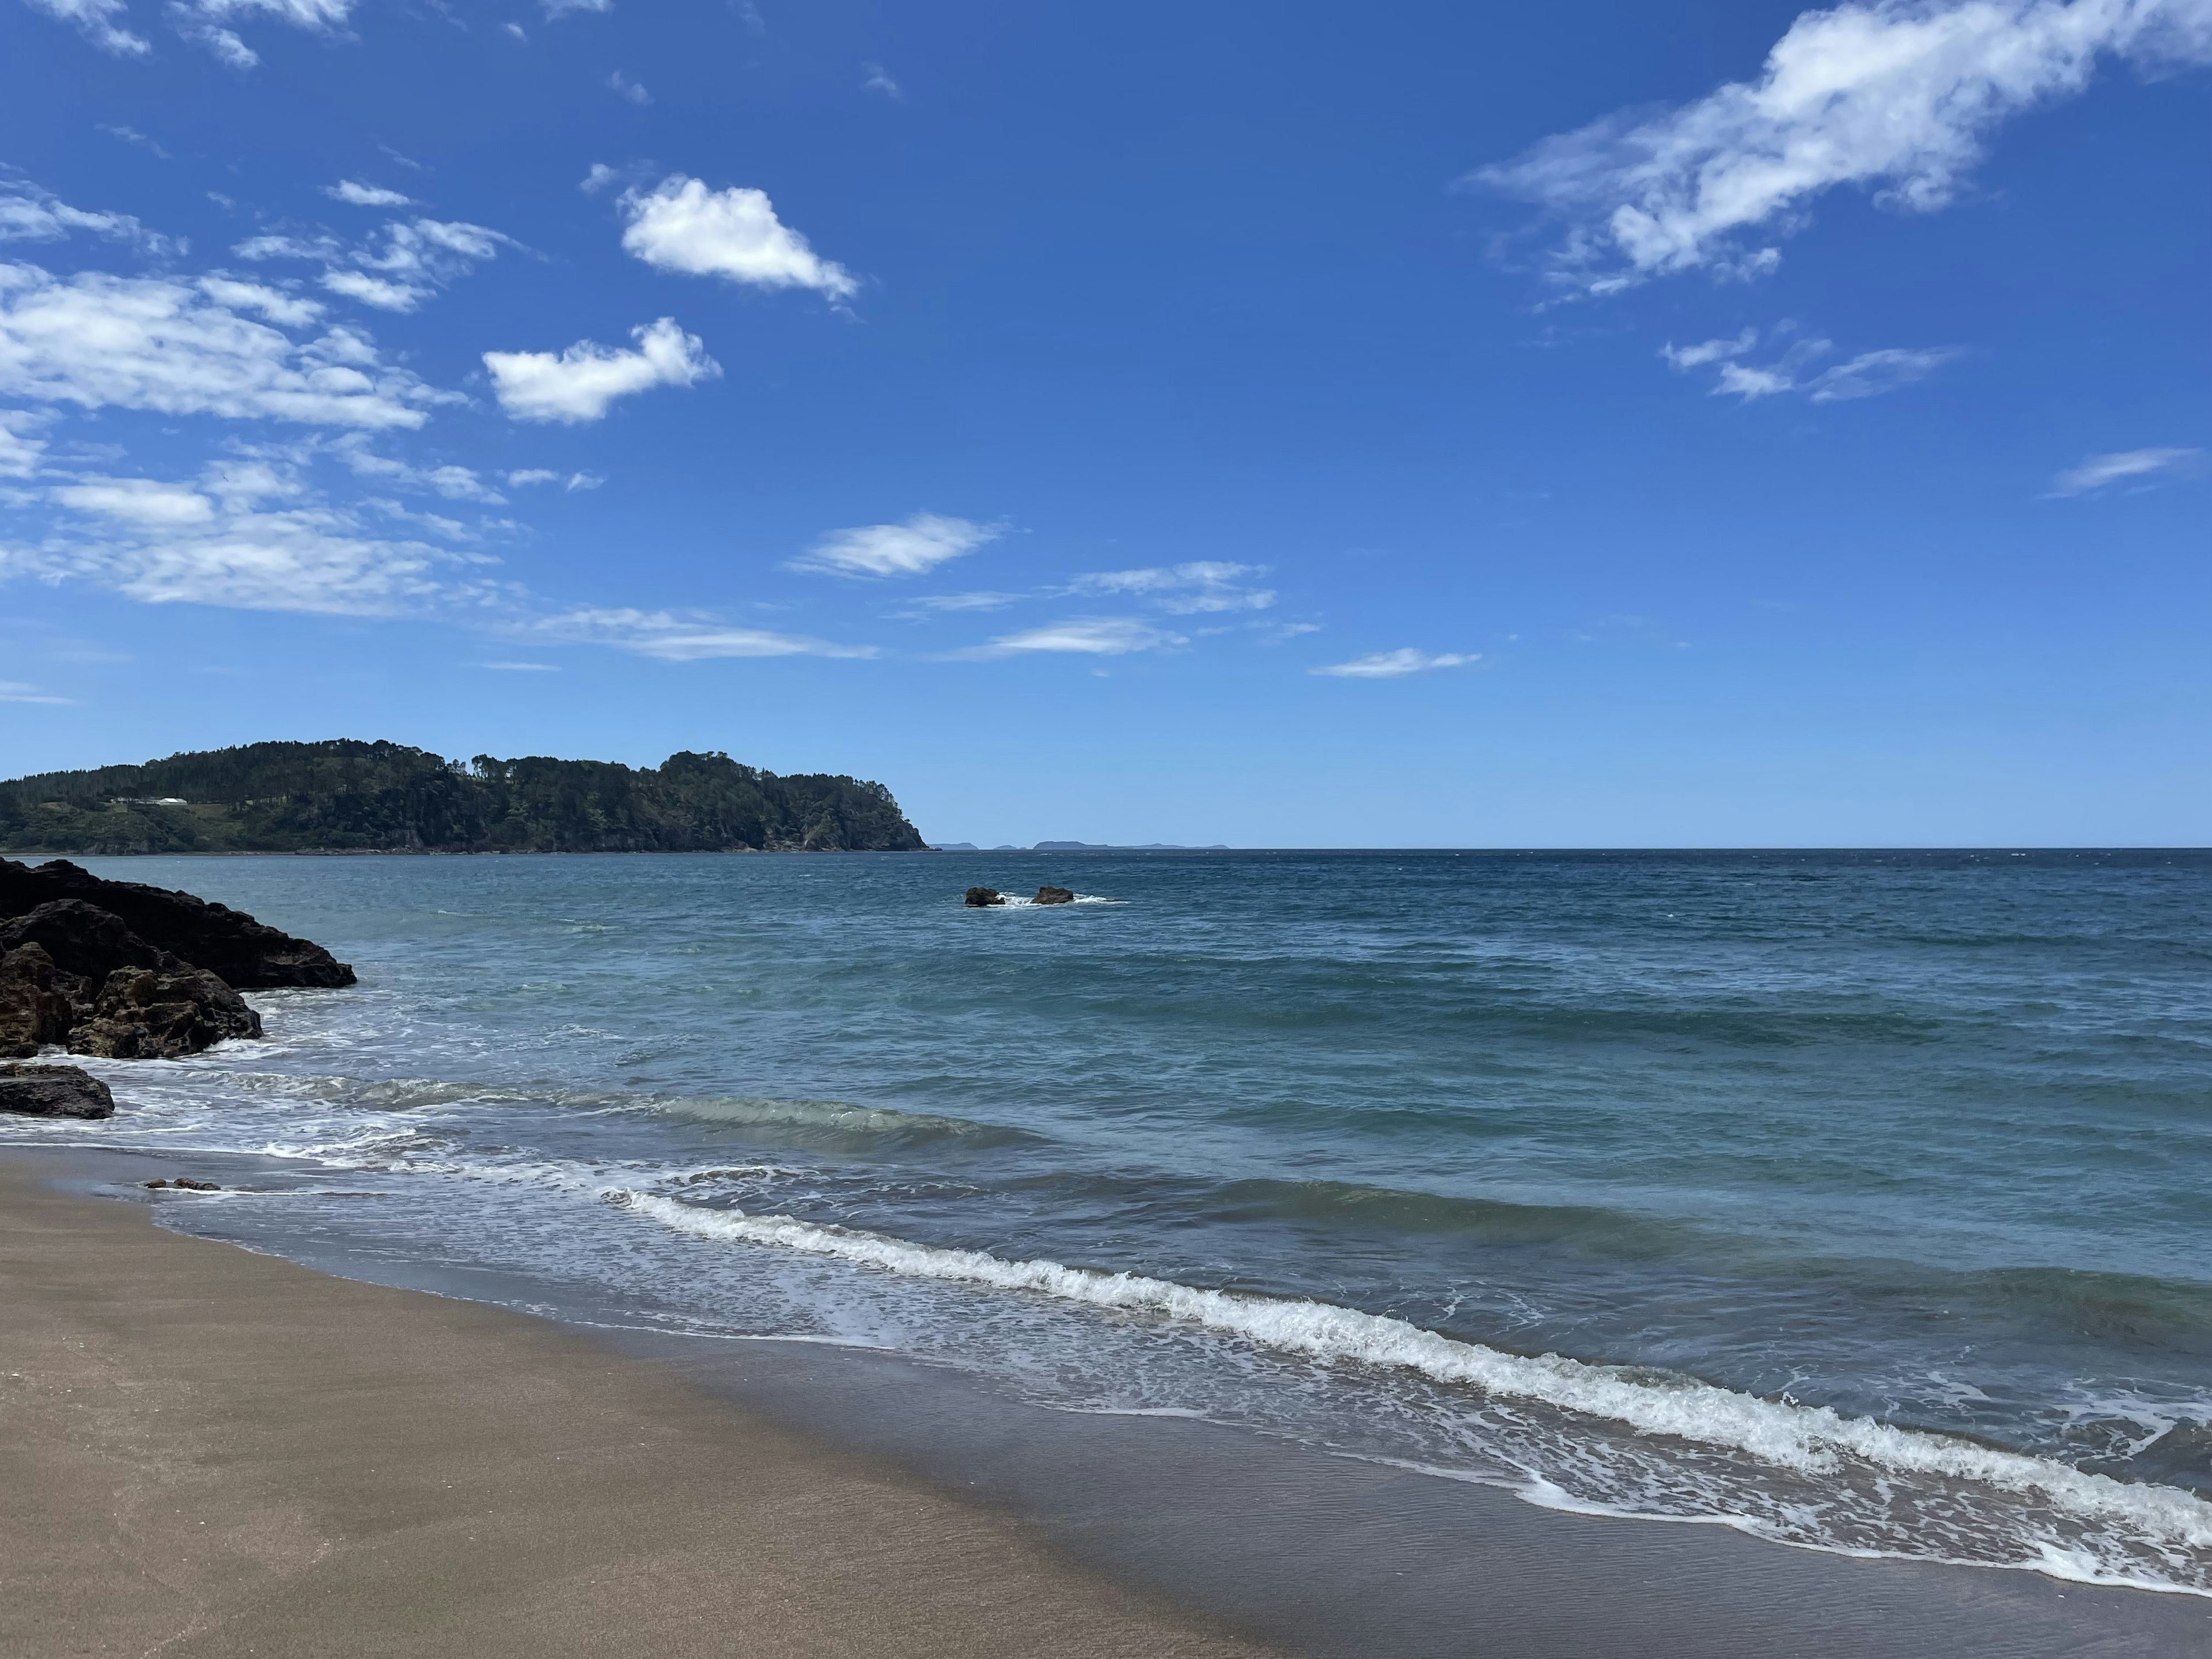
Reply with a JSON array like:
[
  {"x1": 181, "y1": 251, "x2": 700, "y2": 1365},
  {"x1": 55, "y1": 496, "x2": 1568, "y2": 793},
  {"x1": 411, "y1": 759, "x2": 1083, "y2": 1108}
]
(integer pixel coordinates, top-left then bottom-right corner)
[{"x1": 9, "y1": 849, "x2": 2210, "y2": 1595}]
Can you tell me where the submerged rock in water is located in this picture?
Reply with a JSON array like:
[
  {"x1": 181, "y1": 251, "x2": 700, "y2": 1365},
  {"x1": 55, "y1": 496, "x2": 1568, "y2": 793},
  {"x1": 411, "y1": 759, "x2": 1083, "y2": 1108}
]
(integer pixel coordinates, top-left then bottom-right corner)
[
  {"x1": 143, "y1": 1177, "x2": 219, "y2": 1191},
  {"x1": 0, "y1": 859, "x2": 354, "y2": 989},
  {"x1": 67, "y1": 965, "x2": 262, "y2": 1060},
  {"x1": 965, "y1": 887, "x2": 1007, "y2": 907},
  {"x1": 1034, "y1": 886, "x2": 1076, "y2": 906},
  {"x1": 0, "y1": 942, "x2": 74, "y2": 1058},
  {"x1": 0, "y1": 1060, "x2": 115, "y2": 1119}
]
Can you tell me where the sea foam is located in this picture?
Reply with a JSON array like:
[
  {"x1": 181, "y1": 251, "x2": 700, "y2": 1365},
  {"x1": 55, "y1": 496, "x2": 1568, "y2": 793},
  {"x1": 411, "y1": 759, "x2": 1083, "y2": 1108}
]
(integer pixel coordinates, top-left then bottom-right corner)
[{"x1": 608, "y1": 1188, "x2": 2212, "y2": 1592}]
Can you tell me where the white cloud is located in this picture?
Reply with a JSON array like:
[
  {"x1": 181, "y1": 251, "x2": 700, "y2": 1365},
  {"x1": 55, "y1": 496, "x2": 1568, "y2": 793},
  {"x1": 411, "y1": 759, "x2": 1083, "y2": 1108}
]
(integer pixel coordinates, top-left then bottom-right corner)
[
  {"x1": 565, "y1": 470, "x2": 604, "y2": 490},
  {"x1": 330, "y1": 435, "x2": 505, "y2": 502},
  {"x1": 483, "y1": 317, "x2": 719, "y2": 423},
  {"x1": 1311, "y1": 648, "x2": 1478, "y2": 678},
  {"x1": 544, "y1": 0, "x2": 609, "y2": 14},
  {"x1": 0, "y1": 410, "x2": 50, "y2": 477},
  {"x1": 1660, "y1": 330, "x2": 1759, "y2": 370},
  {"x1": 793, "y1": 512, "x2": 998, "y2": 578},
  {"x1": 1067, "y1": 560, "x2": 1276, "y2": 613},
  {"x1": 190, "y1": 25, "x2": 259, "y2": 67},
  {"x1": 506, "y1": 468, "x2": 560, "y2": 486},
  {"x1": 326, "y1": 180, "x2": 415, "y2": 208},
  {"x1": 101, "y1": 124, "x2": 171, "y2": 158},
  {"x1": 0, "y1": 261, "x2": 452, "y2": 429},
  {"x1": 195, "y1": 275, "x2": 323, "y2": 326},
  {"x1": 608, "y1": 70, "x2": 652, "y2": 105},
  {"x1": 8, "y1": 485, "x2": 490, "y2": 616},
  {"x1": 2046, "y1": 446, "x2": 2205, "y2": 495},
  {"x1": 581, "y1": 164, "x2": 622, "y2": 195},
  {"x1": 1663, "y1": 327, "x2": 1959, "y2": 401},
  {"x1": 619, "y1": 176, "x2": 858, "y2": 300},
  {"x1": 241, "y1": 215, "x2": 512, "y2": 313},
  {"x1": 1475, "y1": 0, "x2": 2212, "y2": 295},
  {"x1": 0, "y1": 679, "x2": 77, "y2": 704},
  {"x1": 50, "y1": 475, "x2": 218, "y2": 527},
  {"x1": 863, "y1": 61, "x2": 903, "y2": 99},
  {"x1": 897, "y1": 590, "x2": 1022, "y2": 614},
  {"x1": 0, "y1": 179, "x2": 175, "y2": 255},
  {"x1": 320, "y1": 268, "x2": 427, "y2": 311},
  {"x1": 527, "y1": 607, "x2": 875, "y2": 661},
  {"x1": 963, "y1": 618, "x2": 1184, "y2": 657},
  {"x1": 22, "y1": 0, "x2": 147, "y2": 54}
]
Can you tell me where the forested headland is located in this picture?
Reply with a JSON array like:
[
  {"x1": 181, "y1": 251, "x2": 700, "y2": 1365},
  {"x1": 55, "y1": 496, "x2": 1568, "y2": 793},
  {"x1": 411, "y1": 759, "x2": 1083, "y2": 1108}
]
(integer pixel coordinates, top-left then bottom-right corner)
[{"x1": 0, "y1": 741, "x2": 927, "y2": 855}]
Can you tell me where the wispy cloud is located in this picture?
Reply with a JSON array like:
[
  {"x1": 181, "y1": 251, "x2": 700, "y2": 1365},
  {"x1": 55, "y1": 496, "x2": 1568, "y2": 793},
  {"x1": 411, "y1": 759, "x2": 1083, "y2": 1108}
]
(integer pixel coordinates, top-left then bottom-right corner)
[
  {"x1": 1662, "y1": 328, "x2": 1959, "y2": 402},
  {"x1": 1066, "y1": 560, "x2": 1275, "y2": 613},
  {"x1": 1311, "y1": 648, "x2": 1478, "y2": 679},
  {"x1": 959, "y1": 618, "x2": 1185, "y2": 658},
  {"x1": 24, "y1": 0, "x2": 147, "y2": 55},
  {"x1": 792, "y1": 512, "x2": 999, "y2": 578},
  {"x1": 170, "y1": 0, "x2": 358, "y2": 71},
  {"x1": 325, "y1": 180, "x2": 415, "y2": 208},
  {"x1": 607, "y1": 69, "x2": 653, "y2": 105},
  {"x1": 0, "y1": 679, "x2": 77, "y2": 704},
  {"x1": 525, "y1": 607, "x2": 874, "y2": 661},
  {"x1": 2045, "y1": 446, "x2": 2205, "y2": 497},
  {"x1": 238, "y1": 215, "x2": 514, "y2": 314},
  {"x1": 0, "y1": 260, "x2": 453, "y2": 429},
  {"x1": 1474, "y1": 0, "x2": 2212, "y2": 296},
  {"x1": 863, "y1": 61, "x2": 903, "y2": 100},
  {"x1": 482, "y1": 317, "x2": 718, "y2": 423},
  {"x1": 617, "y1": 175, "x2": 858, "y2": 300},
  {"x1": 1, "y1": 178, "x2": 177, "y2": 256}
]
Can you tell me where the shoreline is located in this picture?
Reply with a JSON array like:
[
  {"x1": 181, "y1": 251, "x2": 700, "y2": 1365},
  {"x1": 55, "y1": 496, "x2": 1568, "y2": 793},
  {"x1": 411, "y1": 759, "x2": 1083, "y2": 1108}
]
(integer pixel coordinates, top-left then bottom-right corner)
[
  {"x1": 7, "y1": 1148, "x2": 2211, "y2": 1657},
  {"x1": 0, "y1": 1153, "x2": 1271, "y2": 1659}
]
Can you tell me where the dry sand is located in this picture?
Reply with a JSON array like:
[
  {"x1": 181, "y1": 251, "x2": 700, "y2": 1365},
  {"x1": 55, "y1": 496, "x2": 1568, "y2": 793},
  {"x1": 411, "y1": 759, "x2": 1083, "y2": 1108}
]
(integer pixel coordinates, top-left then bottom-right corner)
[{"x1": 0, "y1": 1160, "x2": 1273, "y2": 1659}]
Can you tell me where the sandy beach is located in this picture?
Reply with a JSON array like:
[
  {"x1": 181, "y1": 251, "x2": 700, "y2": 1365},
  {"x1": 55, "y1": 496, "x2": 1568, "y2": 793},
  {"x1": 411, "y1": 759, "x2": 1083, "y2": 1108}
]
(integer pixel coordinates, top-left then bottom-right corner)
[
  {"x1": 0, "y1": 1158, "x2": 1270, "y2": 1659},
  {"x1": 9, "y1": 1149, "x2": 2212, "y2": 1659}
]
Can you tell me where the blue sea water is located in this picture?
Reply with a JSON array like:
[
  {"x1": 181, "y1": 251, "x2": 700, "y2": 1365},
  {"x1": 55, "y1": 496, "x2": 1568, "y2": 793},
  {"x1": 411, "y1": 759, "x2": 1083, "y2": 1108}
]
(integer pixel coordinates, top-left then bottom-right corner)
[{"x1": 8, "y1": 849, "x2": 2211, "y2": 1591}]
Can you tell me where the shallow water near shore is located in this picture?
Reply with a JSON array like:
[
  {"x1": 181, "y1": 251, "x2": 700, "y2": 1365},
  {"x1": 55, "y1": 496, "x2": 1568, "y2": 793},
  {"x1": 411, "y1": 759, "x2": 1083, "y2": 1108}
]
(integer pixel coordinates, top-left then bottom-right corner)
[{"x1": 7, "y1": 849, "x2": 2211, "y2": 1596}]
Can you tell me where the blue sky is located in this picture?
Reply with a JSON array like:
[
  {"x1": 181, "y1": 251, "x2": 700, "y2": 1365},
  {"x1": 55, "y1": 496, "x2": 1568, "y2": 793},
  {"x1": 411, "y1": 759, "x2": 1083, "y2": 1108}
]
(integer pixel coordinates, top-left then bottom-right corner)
[{"x1": 1, "y1": 0, "x2": 2206, "y2": 846}]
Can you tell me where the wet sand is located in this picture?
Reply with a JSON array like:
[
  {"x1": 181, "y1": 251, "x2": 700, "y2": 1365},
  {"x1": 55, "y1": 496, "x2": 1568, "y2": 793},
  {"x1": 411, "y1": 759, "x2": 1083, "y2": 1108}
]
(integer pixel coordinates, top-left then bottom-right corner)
[
  {"x1": 7, "y1": 1150, "x2": 2211, "y2": 1659},
  {"x1": 0, "y1": 1159, "x2": 1270, "y2": 1659}
]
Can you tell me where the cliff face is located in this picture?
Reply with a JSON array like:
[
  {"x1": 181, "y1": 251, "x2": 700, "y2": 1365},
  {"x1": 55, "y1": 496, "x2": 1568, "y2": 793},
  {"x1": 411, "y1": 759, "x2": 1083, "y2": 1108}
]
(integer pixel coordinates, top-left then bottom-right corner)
[{"x1": 0, "y1": 741, "x2": 928, "y2": 855}]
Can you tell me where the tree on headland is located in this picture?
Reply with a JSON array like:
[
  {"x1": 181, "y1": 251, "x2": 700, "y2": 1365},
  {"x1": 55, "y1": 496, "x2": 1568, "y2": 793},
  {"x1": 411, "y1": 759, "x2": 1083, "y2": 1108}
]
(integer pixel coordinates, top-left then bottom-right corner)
[{"x1": 0, "y1": 741, "x2": 927, "y2": 855}]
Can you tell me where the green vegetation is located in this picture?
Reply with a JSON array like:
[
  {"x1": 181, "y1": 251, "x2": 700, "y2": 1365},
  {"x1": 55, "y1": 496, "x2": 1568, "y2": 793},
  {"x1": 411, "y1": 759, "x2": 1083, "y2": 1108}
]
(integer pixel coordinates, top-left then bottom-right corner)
[{"x1": 0, "y1": 741, "x2": 927, "y2": 855}]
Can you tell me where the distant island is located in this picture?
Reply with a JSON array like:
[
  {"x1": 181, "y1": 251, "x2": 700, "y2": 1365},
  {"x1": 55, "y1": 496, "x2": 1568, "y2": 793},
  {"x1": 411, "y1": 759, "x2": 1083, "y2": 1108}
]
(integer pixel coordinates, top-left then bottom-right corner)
[
  {"x1": 931, "y1": 841, "x2": 1231, "y2": 851},
  {"x1": 0, "y1": 741, "x2": 926, "y2": 855}
]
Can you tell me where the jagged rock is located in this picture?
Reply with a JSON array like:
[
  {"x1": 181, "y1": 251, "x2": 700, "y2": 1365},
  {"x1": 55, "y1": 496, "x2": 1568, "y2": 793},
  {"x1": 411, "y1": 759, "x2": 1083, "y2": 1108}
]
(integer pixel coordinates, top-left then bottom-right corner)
[
  {"x1": 0, "y1": 1061, "x2": 114, "y2": 1119},
  {"x1": 965, "y1": 887, "x2": 1007, "y2": 907},
  {"x1": 0, "y1": 942, "x2": 74, "y2": 1058},
  {"x1": 1034, "y1": 886, "x2": 1077, "y2": 906},
  {"x1": 67, "y1": 965, "x2": 262, "y2": 1060},
  {"x1": 0, "y1": 899, "x2": 173, "y2": 987},
  {"x1": 143, "y1": 1177, "x2": 219, "y2": 1191},
  {"x1": 0, "y1": 859, "x2": 354, "y2": 989}
]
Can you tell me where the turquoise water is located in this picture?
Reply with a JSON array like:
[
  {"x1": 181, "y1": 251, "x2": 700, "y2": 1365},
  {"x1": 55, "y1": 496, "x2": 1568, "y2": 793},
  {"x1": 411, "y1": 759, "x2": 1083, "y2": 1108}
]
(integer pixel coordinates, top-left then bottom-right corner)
[{"x1": 10, "y1": 850, "x2": 2211, "y2": 1589}]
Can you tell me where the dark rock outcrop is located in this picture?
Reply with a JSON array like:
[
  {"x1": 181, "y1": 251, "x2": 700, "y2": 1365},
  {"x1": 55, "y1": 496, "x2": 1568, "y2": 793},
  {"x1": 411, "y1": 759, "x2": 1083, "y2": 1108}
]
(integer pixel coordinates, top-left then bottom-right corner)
[
  {"x1": 0, "y1": 898, "x2": 172, "y2": 986},
  {"x1": 144, "y1": 1177, "x2": 220, "y2": 1191},
  {"x1": 0, "y1": 942, "x2": 74, "y2": 1057},
  {"x1": 0, "y1": 1060, "x2": 114, "y2": 1119},
  {"x1": 964, "y1": 887, "x2": 1007, "y2": 907},
  {"x1": 0, "y1": 895, "x2": 266, "y2": 1059},
  {"x1": 1034, "y1": 886, "x2": 1077, "y2": 906},
  {"x1": 69, "y1": 965, "x2": 262, "y2": 1059},
  {"x1": 0, "y1": 859, "x2": 353, "y2": 988}
]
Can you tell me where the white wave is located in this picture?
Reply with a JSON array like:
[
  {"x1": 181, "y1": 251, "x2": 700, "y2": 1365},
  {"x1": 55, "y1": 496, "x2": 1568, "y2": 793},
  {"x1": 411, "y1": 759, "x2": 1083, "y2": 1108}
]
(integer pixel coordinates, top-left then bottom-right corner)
[
  {"x1": 607, "y1": 1190, "x2": 2212, "y2": 1590},
  {"x1": 994, "y1": 894, "x2": 1122, "y2": 908}
]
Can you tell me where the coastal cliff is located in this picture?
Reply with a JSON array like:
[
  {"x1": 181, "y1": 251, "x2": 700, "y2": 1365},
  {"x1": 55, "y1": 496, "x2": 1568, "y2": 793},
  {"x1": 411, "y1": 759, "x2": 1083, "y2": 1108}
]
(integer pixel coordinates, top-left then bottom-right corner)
[{"x1": 0, "y1": 741, "x2": 927, "y2": 856}]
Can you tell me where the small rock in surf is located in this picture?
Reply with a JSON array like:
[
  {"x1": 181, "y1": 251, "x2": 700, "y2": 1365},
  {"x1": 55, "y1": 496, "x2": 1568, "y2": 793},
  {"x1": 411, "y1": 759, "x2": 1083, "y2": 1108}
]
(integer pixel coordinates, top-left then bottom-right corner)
[
  {"x1": 964, "y1": 887, "x2": 1007, "y2": 907},
  {"x1": 1034, "y1": 887, "x2": 1076, "y2": 906}
]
